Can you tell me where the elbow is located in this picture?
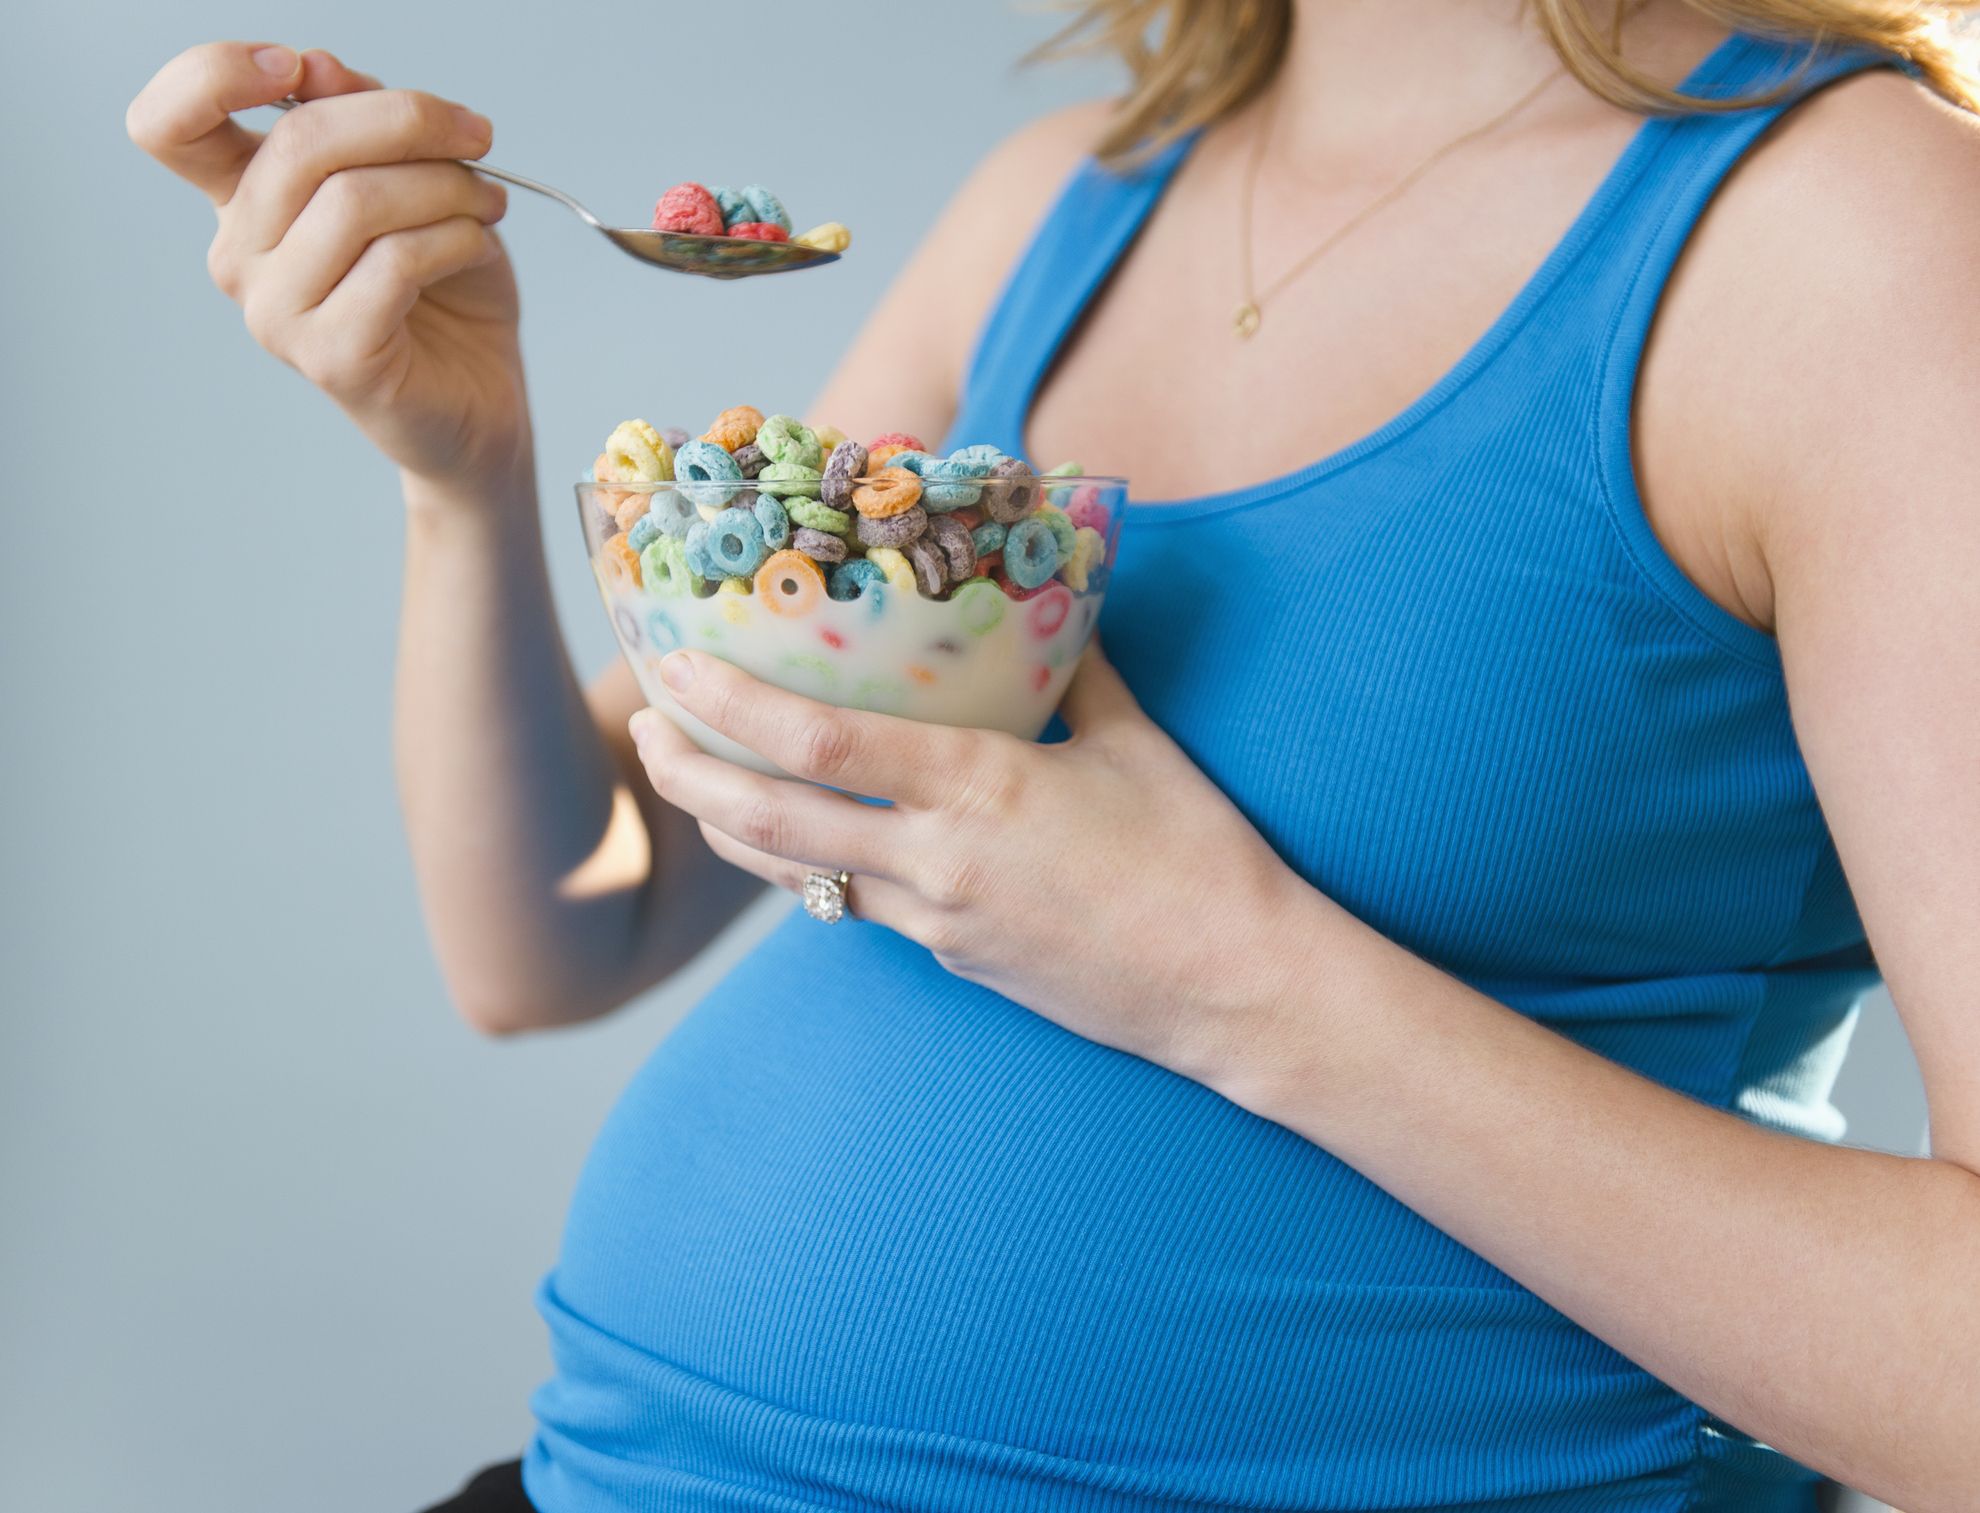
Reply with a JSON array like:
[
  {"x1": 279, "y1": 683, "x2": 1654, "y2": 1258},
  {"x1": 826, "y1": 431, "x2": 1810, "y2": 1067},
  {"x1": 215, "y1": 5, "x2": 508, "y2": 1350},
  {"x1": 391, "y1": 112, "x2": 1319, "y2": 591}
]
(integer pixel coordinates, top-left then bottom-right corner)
[{"x1": 442, "y1": 966, "x2": 615, "y2": 1037}]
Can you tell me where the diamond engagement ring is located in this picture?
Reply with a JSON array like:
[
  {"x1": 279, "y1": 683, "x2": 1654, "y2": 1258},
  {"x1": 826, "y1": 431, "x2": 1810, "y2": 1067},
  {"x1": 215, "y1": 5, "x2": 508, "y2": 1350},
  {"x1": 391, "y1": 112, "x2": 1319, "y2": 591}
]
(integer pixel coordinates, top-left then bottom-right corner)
[{"x1": 801, "y1": 870, "x2": 852, "y2": 924}]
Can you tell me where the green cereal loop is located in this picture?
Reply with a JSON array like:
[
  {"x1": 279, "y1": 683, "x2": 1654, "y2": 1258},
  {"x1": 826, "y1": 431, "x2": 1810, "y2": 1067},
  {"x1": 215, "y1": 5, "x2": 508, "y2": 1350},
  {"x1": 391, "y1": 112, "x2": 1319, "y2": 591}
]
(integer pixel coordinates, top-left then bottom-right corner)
[
  {"x1": 779, "y1": 652, "x2": 839, "y2": 688},
  {"x1": 757, "y1": 460, "x2": 824, "y2": 500},
  {"x1": 852, "y1": 676, "x2": 905, "y2": 714},
  {"x1": 787, "y1": 494, "x2": 851, "y2": 532},
  {"x1": 638, "y1": 535, "x2": 702, "y2": 598},
  {"x1": 1044, "y1": 460, "x2": 1082, "y2": 478},
  {"x1": 1036, "y1": 502, "x2": 1078, "y2": 561},
  {"x1": 697, "y1": 620, "x2": 724, "y2": 642},
  {"x1": 951, "y1": 578, "x2": 1006, "y2": 636},
  {"x1": 756, "y1": 414, "x2": 822, "y2": 469}
]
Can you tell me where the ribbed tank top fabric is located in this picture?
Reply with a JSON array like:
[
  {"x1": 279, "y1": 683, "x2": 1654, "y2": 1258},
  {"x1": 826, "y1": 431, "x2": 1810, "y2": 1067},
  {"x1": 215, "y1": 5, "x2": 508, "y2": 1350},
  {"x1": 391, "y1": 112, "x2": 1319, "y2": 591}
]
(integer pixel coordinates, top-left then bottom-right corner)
[{"x1": 523, "y1": 31, "x2": 1895, "y2": 1513}]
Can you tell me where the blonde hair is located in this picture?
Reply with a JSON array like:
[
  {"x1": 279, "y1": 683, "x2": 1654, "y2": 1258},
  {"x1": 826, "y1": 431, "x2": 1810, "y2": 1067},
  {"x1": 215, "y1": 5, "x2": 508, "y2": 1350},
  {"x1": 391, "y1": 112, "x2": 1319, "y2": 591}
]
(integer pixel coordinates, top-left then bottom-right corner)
[{"x1": 1031, "y1": 1, "x2": 1980, "y2": 165}]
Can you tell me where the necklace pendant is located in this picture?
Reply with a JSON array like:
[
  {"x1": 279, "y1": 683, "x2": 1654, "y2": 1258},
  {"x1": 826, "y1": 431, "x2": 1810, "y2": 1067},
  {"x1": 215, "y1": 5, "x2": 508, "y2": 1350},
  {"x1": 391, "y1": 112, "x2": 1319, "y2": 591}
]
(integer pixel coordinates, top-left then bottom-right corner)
[{"x1": 1233, "y1": 301, "x2": 1260, "y2": 339}]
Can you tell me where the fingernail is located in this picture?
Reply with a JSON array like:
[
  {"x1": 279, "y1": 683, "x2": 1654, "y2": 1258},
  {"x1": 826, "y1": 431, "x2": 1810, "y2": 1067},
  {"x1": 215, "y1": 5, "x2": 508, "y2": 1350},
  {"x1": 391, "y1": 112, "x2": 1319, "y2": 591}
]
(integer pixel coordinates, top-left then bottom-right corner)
[
  {"x1": 628, "y1": 709, "x2": 659, "y2": 757},
  {"x1": 659, "y1": 653, "x2": 695, "y2": 693},
  {"x1": 252, "y1": 44, "x2": 298, "y2": 75}
]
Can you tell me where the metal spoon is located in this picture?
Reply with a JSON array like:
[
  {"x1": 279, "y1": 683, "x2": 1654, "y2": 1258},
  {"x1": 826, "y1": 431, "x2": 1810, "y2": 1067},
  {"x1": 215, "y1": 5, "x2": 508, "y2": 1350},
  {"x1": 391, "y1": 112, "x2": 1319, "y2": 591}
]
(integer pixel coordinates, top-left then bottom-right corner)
[{"x1": 266, "y1": 98, "x2": 840, "y2": 280}]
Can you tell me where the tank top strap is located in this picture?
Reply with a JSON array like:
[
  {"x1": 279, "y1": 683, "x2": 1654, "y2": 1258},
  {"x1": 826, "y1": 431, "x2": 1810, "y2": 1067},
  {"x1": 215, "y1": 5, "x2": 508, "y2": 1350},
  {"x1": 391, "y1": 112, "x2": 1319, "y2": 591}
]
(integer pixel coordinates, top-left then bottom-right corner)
[
  {"x1": 953, "y1": 131, "x2": 1197, "y2": 458},
  {"x1": 1578, "y1": 30, "x2": 1904, "y2": 660}
]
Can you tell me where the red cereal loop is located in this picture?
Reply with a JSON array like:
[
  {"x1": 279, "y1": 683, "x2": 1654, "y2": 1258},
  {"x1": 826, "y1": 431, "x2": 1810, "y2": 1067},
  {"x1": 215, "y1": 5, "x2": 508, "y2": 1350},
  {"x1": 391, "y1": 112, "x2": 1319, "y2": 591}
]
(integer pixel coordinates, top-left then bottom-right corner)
[
  {"x1": 1027, "y1": 584, "x2": 1072, "y2": 638},
  {"x1": 652, "y1": 183, "x2": 725, "y2": 236},
  {"x1": 1030, "y1": 665, "x2": 1052, "y2": 692},
  {"x1": 997, "y1": 568, "x2": 1049, "y2": 601},
  {"x1": 866, "y1": 432, "x2": 925, "y2": 455},
  {"x1": 1064, "y1": 485, "x2": 1109, "y2": 534},
  {"x1": 727, "y1": 221, "x2": 789, "y2": 242},
  {"x1": 974, "y1": 549, "x2": 1002, "y2": 577}
]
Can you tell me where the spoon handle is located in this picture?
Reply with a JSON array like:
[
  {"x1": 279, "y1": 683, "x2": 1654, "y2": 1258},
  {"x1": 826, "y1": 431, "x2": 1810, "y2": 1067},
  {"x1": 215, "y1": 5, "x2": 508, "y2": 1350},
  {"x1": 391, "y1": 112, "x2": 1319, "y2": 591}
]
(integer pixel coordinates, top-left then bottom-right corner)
[{"x1": 266, "y1": 98, "x2": 605, "y2": 230}]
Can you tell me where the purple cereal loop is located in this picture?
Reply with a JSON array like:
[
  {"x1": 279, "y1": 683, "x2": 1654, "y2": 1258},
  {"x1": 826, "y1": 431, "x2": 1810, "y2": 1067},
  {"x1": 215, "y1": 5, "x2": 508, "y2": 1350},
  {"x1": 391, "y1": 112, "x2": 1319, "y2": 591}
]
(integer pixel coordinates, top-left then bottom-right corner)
[
  {"x1": 733, "y1": 442, "x2": 768, "y2": 479},
  {"x1": 904, "y1": 537, "x2": 948, "y2": 597},
  {"x1": 854, "y1": 504, "x2": 928, "y2": 549},
  {"x1": 924, "y1": 513, "x2": 976, "y2": 581},
  {"x1": 793, "y1": 527, "x2": 849, "y2": 564},
  {"x1": 983, "y1": 456, "x2": 1038, "y2": 524},
  {"x1": 661, "y1": 426, "x2": 690, "y2": 452},
  {"x1": 821, "y1": 438, "x2": 868, "y2": 511}
]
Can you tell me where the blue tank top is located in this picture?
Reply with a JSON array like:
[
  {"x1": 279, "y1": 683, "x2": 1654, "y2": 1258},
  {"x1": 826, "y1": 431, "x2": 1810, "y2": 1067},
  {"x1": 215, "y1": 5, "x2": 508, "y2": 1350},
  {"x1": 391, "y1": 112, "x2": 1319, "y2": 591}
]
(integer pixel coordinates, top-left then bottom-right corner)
[{"x1": 524, "y1": 30, "x2": 1894, "y2": 1512}]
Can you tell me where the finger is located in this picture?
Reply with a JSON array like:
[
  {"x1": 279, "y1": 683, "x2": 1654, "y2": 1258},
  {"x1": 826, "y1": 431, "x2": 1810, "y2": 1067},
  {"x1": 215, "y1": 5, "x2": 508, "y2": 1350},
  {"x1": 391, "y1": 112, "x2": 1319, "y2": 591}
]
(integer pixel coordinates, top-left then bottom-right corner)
[
  {"x1": 1057, "y1": 637, "x2": 1143, "y2": 733},
  {"x1": 628, "y1": 712, "x2": 905, "y2": 881},
  {"x1": 652, "y1": 650, "x2": 957, "y2": 805},
  {"x1": 299, "y1": 216, "x2": 501, "y2": 382},
  {"x1": 126, "y1": 41, "x2": 305, "y2": 202},
  {"x1": 696, "y1": 821, "x2": 920, "y2": 931},
  {"x1": 227, "y1": 87, "x2": 494, "y2": 255},
  {"x1": 292, "y1": 48, "x2": 384, "y2": 99},
  {"x1": 261, "y1": 161, "x2": 506, "y2": 314}
]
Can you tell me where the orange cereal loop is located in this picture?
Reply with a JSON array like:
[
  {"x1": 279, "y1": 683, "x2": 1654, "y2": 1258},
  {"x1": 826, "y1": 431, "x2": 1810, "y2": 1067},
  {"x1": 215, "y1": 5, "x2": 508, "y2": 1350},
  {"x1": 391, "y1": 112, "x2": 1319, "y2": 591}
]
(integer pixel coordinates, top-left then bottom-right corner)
[
  {"x1": 598, "y1": 532, "x2": 642, "y2": 593},
  {"x1": 701, "y1": 405, "x2": 765, "y2": 453},
  {"x1": 613, "y1": 491, "x2": 652, "y2": 532},
  {"x1": 593, "y1": 449, "x2": 631, "y2": 484},
  {"x1": 868, "y1": 442, "x2": 909, "y2": 469},
  {"x1": 906, "y1": 664, "x2": 937, "y2": 686},
  {"x1": 850, "y1": 467, "x2": 923, "y2": 519},
  {"x1": 754, "y1": 549, "x2": 826, "y2": 616}
]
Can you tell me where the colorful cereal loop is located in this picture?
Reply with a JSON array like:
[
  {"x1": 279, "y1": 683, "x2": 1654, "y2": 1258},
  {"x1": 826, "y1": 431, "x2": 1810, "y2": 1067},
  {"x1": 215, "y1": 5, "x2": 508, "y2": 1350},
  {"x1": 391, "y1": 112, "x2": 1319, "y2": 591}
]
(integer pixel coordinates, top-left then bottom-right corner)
[
  {"x1": 598, "y1": 532, "x2": 641, "y2": 593},
  {"x1": 645, "y1": 608, "x2": 682, "y2": 653},
  {"x1": 863, "y1": 546, "x2": 918, "y2": 593},
  {"x1": 1027, "y1": 583, "x2": 1073, "y2": 639},
  {"x1": 951, "y1": 578, "x2": 1006, "y2": 636},
  {"x1": 780, "y1": 651, "x2": 839, "y2": 687},
  {"x1": 639, "y1": 536, "x2": 700, "y2": 598},
  {"x1": 605, "y1": 419, "x2": 675, "y2": 482},
  {"x1": 755, "y1": 549, "x2": 826, "y2": 617}
]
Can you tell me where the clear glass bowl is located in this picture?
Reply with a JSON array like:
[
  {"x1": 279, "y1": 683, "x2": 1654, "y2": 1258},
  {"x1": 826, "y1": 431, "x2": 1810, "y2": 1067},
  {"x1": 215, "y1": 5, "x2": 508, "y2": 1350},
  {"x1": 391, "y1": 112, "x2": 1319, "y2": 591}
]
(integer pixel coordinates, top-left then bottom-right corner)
[{"x1": 578, "y1": 471, "x2": 1127, "y2": 776}]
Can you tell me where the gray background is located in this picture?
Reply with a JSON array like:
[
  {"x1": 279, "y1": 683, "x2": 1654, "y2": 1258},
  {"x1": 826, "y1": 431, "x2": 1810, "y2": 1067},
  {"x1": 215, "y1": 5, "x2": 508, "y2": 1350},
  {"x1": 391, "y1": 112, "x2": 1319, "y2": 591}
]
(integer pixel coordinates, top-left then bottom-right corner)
[{"x1": 0, "y1": 4, "x2": 1923, "y2": 1512}]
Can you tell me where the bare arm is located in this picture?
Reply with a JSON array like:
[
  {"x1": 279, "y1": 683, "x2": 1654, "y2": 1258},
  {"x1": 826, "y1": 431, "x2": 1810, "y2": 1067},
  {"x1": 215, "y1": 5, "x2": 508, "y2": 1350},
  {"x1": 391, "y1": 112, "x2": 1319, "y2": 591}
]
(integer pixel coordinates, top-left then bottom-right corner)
[
  {"x1": 1199, "y1": 70, "x2": 1980, "y2": 1510},
  {"x1": 130, "y1": 41, "x2": 1109, "y2": 1032}
]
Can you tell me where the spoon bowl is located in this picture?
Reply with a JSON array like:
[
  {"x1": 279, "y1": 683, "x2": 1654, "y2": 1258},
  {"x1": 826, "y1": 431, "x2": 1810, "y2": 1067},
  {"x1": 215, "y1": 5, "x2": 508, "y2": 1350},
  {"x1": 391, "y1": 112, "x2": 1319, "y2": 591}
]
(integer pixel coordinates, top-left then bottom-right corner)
[{"x1": 265, "y1": 98, "x2": 840, "y2": 280}]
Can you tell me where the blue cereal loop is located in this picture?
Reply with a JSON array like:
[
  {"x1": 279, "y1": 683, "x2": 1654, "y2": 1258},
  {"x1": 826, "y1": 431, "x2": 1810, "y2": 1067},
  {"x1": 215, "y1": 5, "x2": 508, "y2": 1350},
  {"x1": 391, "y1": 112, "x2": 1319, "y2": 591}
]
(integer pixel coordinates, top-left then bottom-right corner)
[
  {"x1": 674, "y1": 439, "x2": 744, "y2": 511},
  {"x1": 627, "y1": 511, "x2": 663, "y2": 552},
  {"x1": 649, "y1": 488, "x2": 698, "y2": 538},
  {"x1": 683, "y1": 518, "x2": 721, "y2": 580},
  {"x1": 969, "y1": 520, "x2": 1007, "y2": 555},
  {"x1": 646, "y1": 608, "x2": 682, "y2": 652},
  {"x1": 705, "y1": 506, "x2": 769, "y2": 578},
  {"x1": 1003, "y1": 517, "x2": 1061, "y2": 589},
  {"x1": 709, "y1": 185, "x2": 750, "y2": 228},
  {"x1": 739, "y1": 184, "x2": 791, "y2": 233},
  {"x1": 827, "y1": 558, "x2": 885, "y2": 603},
  {"x1": 884, "y1": 450, "x2": 931, "y2": 476},
  {"x1": 753, "y1": 493, "x2": 791, "y2": 551},
  {"x1": 948, "y1": 444, "x2": 1006, "y2": 473},
  {"x1": 922, "y1": 453, "x2": 991, "y2": 513}
]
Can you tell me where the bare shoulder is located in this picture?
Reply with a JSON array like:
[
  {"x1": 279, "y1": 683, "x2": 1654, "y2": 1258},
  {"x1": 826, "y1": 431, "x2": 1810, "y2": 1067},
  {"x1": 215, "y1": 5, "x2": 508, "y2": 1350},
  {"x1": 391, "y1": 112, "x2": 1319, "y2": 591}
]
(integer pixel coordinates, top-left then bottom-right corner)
[
  {"x1": 811, "y1": 99, "x2": 1114, "y2": 441},
  {"x1": 1639, "y1": 65, "x2": 1980, "y2": 624}
]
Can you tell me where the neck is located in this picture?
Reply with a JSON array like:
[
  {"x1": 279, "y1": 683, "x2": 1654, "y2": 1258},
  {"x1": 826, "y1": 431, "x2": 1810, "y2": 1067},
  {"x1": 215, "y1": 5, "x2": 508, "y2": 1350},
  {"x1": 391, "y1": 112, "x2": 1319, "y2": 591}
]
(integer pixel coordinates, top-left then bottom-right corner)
[{"x1": 1263, "y1": 0, "x2": 1708, "y2": 164}]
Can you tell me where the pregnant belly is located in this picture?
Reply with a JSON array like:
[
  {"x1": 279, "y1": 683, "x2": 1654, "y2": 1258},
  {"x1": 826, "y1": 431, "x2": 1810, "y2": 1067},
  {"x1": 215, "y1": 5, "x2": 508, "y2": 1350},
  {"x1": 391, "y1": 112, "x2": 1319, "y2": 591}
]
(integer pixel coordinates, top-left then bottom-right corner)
[{"x1": 527, "y1": 915, "x2": 1701, "y2": 1512}]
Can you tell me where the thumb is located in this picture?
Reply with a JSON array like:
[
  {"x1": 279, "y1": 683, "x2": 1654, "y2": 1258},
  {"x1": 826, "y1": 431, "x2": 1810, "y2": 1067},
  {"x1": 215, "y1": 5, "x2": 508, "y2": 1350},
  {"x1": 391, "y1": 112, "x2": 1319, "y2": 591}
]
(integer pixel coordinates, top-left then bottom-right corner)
[{"x1": 1058, "y1": 637, "x2": 1143, "y2": 733}]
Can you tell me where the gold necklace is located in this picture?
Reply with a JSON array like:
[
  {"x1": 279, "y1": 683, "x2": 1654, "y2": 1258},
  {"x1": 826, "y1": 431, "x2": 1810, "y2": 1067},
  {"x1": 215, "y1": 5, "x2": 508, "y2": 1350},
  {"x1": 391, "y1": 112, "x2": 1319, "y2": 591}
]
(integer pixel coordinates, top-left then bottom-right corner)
[{"x1": 1234, "y1": 66, "x2": 1564, "y2": 339}]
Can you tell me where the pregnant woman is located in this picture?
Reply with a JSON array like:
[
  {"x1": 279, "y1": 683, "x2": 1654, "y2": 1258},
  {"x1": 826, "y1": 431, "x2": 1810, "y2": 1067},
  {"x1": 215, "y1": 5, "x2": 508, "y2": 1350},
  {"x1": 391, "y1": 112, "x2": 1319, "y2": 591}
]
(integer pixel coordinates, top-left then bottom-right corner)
[{"x1": 127, "y1": 0, "x2": 1979, "y2": 1508}]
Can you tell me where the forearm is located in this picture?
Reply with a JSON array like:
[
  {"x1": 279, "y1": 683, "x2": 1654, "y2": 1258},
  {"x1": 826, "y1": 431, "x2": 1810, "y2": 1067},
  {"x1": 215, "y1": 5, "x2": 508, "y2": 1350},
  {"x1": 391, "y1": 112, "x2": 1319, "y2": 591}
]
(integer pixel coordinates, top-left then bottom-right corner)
[
  {"x1": 393, "y1": 466, "x2": 699, "y2": 1030},
  {"x1": 1202, "y1": 887, "x2": 1980, "y2": 1509}
]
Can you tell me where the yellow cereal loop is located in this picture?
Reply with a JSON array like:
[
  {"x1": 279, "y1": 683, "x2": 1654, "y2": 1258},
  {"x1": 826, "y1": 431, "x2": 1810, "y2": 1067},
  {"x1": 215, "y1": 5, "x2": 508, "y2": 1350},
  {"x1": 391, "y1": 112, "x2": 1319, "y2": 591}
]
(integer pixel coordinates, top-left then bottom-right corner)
[
  {"x1": 863, "y1": 546, "x2": 917, "y2": 592},
  {"x1": 696, "y1": 502, "x2": 726, "y2": 524},
  {"x1": 718, "y1": 576, "x2": 753, "y2": 595},
  {"x1": 605, "y1": 419, "x2": 674, "y2": 483},
  {"x1": 1062, "y1": 526, "x2": 1106, "y2": 592},
  {"x1": 794, "y1": 222, "x2": 851, "y2": 253},
  {"x1": 812, "y1": 424, "x2": 848, "y2": 460}
]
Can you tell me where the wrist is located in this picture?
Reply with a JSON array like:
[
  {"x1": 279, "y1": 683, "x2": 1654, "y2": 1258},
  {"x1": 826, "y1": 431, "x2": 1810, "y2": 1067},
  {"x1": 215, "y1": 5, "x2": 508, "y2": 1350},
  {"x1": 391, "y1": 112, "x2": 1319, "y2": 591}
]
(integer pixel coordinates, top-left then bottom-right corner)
[
  {"x1": 400, "y1": 457, "x2": 537, "y2": 525},
  {"x1": 1181, "y1": 879, "x2": 1369, "y2": 1121}
]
